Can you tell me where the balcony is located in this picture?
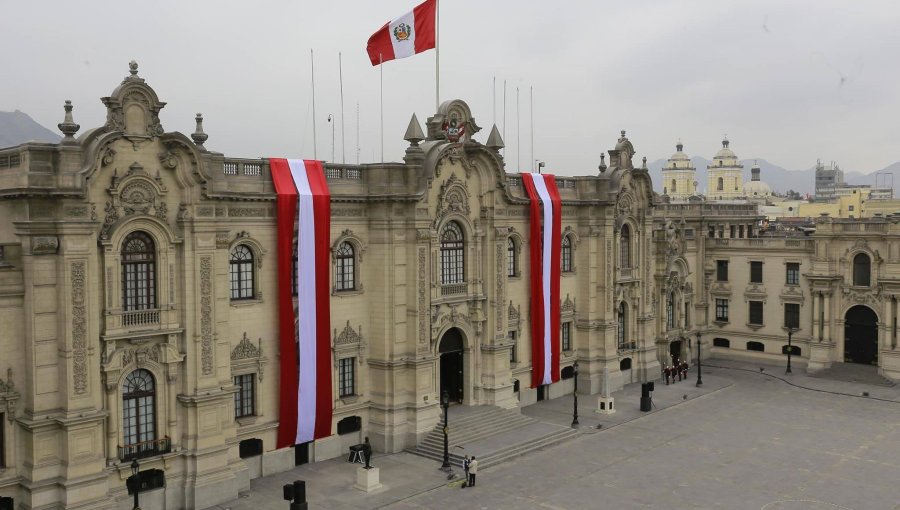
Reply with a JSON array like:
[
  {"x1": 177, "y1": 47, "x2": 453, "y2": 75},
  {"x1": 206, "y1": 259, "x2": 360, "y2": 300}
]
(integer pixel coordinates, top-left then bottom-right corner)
[
  {"x1": 119, "y1": 436, "x2": 171, "y2": 462},
  {"x1": 122, "y1": 308, "x2": 160, "y2": 327},
  {"x1": 441, "y1": 283, "x2": 467, "y2": 296}
]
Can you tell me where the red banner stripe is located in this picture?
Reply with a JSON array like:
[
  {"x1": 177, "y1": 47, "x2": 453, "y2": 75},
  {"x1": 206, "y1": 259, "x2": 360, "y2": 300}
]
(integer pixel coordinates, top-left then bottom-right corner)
[
  {"x1": 412, "y1": 0, "x2": 436, "y2": 54},
  {"x1": 545, "y1": 175, "x2": 562, "y2": 383},
  {"x1": 271, "y1": 158, "x2": 299, "y2": 449},
  {"x1": 365, "y1": 23, "x2": 396, "y2": 65},
  {"x1": 521, "y1": 173, "x2": 545, "y2": 389}
]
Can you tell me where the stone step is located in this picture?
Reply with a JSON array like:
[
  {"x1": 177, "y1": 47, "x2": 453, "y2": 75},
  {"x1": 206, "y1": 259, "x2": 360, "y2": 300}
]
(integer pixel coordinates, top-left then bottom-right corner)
[
  {"x1": 408, "y1": 427, "x2": 579, "y2": 470},
  {"x1": 423, "y1": 414, "x2": 534, "y2": 446}
]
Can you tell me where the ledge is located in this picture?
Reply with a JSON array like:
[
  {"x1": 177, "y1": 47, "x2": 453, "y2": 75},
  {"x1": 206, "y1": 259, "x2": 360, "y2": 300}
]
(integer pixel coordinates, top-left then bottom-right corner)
[{"x1": 230, "y1": 298, "x2": 263, "y2": 307}]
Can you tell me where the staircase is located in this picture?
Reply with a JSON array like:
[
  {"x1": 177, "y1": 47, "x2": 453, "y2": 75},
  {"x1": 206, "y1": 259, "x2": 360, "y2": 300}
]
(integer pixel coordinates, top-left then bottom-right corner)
[{"x1": 408, "y1": 406, "x2": 578, "y2": 470}]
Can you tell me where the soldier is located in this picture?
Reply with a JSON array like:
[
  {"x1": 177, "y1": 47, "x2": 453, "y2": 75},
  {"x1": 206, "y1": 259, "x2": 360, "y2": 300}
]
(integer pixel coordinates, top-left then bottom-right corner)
[
  {"x1": 664, "y1": 365, "x2": 671, "y2": 385},
  {"x1": 682, "y1": 360, "x2": 688, "y2": 379},
  {"x1": 362, "y1": 436, "x2": 373, "y2": 469},
  {"x1": 675, "y1": 359, "x2": 682, "y2": 381}
]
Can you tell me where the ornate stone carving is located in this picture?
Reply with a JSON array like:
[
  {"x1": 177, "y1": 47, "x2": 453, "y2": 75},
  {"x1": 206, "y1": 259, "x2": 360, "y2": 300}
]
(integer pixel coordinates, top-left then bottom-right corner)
[
  {"x1": 65, "y1": 206, "x2": 89, "y2": 218},
  {"x1": 100, "y1": 201, "x2": 119, "y2": 240},
  {"x1": 0, "y1": 368, "x2": 13, "y2": 393},
  {"x1": 433, "y1": 174, "x2": 471, "y2": 227},
  {"x1": 496, "y1": 244, "x2": 505, "y2": 333},
  {"x1": 31, "y1": 236, "x2": 59, "y2": 255},
  {"x1": 121, "y1": 181, "x2": 156, "y2": 216},
  {"x1": 845, "y1": 287, "x2": 881, "y2": 308},
  {"x1": 229, "y1": 207, "x2": 267, "y2": 218},
  {"x1": 416, "y1": 229, "x2": 433, "y2": 241},
  {"x1": 155, "y1": 201, "x2": 168, "y2": 221},
  {"x1": 562, "y1": 294, "x2": 576, "y2": 314},
  {"x1": 200, "y1": 256, "x2": 214, "y2": 375},
  {"x1": 101, "y1": 147, "x2": 117, "y2": 166},
  {"x1": 508, "y1": 301, "x2": 520, "y2": 321},
  {"x1": 418, "y1": 247, "x2": 428, "y2": 349},
  {"x1": 215, "y1": 232, "x2": 231, "y2": 249},
  {"x1": 332, "y1": 208, "x2": 366, "y2": 217},
  {"x1": 177, "y1": 204, "x2": 190, "y2": 220},
  {"x1": 71, "y1": 261, "x2": 88, "y2": 394},
  {"x1": 158, "y1": 150, "x2": 178, "y2": 169},
  {"x1": 231, "y1": 332, "x2": 261, "y2": 360},
  {"x1": 196, "y1": 206, "x2": 213, "y2": 217},
  {"x1": 334, "y1": 321, "x2": 362, "y2": 345}
]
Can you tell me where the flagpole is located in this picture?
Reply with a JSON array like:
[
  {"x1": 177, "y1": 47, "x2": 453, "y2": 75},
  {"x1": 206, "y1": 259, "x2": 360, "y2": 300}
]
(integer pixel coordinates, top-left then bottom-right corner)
[
  {"x1": 356, "y1": 101, "x2": 360, "y2": 165},
  {"x1": 493, "y1": 76, "x2": 496, "y2": 125},
  {"x1": 530, "y1": 85, "x2": 534, "y2": 172},
  {"x1": 339, "y1": 52, "x2": 346, "y2": 164},
  {"x1": 435, "y1": 0, "x2": 440, "y2": 111},
  {"x1": 503, "y1": 80, "x2": 507, "y2": 156},
  {"x1": 516, "y1": 86, "x2": 520, "y2": 172},
  {"x1": 380, "y1": 53, "x2": 384, "y2": 164},
  {"x1": 311, "y1": 49, "x2": 318, "y2": 160}
]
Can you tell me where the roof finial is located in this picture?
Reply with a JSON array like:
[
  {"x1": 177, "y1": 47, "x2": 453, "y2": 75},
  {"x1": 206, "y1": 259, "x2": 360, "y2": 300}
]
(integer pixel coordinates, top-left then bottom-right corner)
[
  {"x1": 598, "y1": 153, "x2": 607, "y2": 173},
  {"x1": 58, "y1": 100, "x2": 80, "y2": 142},
  {"x1": 191, "y1": 113, "x2": 208, "y2": 150},
  {"x1": 403, "y1": 114, "x2": 425, "y2": 146},
  {"x1": 129, "y1": 60, "x2": 139, "y2": 76},
  {"x1": 722, "y1": 134, "x2": 729, "y2": 149},
  {"x1": 676, "y1": 138, "x2": 683, "y2": 152}
]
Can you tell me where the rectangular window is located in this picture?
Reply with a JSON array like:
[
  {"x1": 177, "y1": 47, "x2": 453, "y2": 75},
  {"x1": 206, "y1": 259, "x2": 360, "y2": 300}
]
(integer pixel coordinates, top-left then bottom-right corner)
[
  {"x1": 708, "y1": 225, "x2": 716, "y2": 238},
  {"x1": 562, "y1": 322, "x2": 572, "y2": 351},
  {"x1": 848, "y1": 205, "x2": 854, "y2": 211},
  {"x1": 715, "y1": 299, "x2": 729, "y2": 322},
  {"x1": 738, "y1": 225, "x2": 745, "y2": 238},
  {"x1": 784, "y1": 303, "x2": 800, "y2": 329},
  {"x1": 233, "y1": 374, "x2": 255, "y2": 418},
  {"x1": 508, "y1": 331, "x2": 517, "y2": 363},
  {"x1": 749, "y1": 301, "x2": 764, "y2": 326},
  {"x1": 729, "y1": 225, "x2": 736, "y2": 238},
  {"x1": 786, "y1": 263, "x2": 800, "y2": 285},
  {"x1": 716, "y1": 260, "x2": 729, "y2": 282},
  {"x1": 750, "y1": 261, "x2": 763, "y2": 284},
  {"x1": 339, "y1": 357, "x2": 355, "y2": 397}
]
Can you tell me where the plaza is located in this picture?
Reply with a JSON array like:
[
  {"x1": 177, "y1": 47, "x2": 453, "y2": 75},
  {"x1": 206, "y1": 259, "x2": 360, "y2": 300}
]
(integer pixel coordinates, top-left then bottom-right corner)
[{"x1": 207, "y1": 359, "x2": 900, "y2": 509}]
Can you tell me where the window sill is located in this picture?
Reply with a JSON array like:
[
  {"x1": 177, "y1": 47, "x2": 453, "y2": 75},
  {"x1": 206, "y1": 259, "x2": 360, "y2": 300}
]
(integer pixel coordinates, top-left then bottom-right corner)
[
  {"x1": 230, "y1": 298, "x2": 263, "y2": 307},
  {"x1": 340, "y1": 395, "x2": 359, "y2": 404},
  {"x1": 561, "y1": 271, "x2": 576, "y2": 277},
  {"x1": 508, "y1": 274, "x2": 522, "y2": 281},
  {"x1": 746, "y1": 323, "x2": 764, "y2": 331},
  {"x1": 713, "y1": 319, "x2": 729, "y2": 326},
  {"x1": 333, "y1": 288, "x2": 364, "y2": 297},
  {"x1": 236, "y1": 415, "x2": 258, "y2": 427}
]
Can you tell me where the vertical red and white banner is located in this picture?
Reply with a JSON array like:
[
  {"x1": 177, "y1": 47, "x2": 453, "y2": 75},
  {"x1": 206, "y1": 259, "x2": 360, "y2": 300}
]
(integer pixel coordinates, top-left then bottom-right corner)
[
  {"x1": 521, "y1": 173, "x2": 562, "y2": 388},
  {"x1": 271, "y1": 158, "x2": 332, "y2": 448}
]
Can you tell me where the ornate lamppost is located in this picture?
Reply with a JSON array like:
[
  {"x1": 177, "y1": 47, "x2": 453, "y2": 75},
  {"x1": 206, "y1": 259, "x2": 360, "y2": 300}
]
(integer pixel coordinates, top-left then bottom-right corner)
[
  {"x1": 696, "y1": 332, "x2": 703, "y2": 386},
  {"x1": 571, "y1": 361, "x2": 579, "y2": 427},
  {"x1": 129, "y1": 459, "x2": 141, "y2": 510},
  {"x1": 786, "y1": 327, "x2": 797, "y2": 374},
  {"x1": 440, "y1": 389, "x2": 450, "y2": 470}
]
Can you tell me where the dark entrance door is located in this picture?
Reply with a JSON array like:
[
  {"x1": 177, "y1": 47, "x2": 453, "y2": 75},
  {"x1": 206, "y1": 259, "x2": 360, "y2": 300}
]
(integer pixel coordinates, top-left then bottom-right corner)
[
  {"x1": 294, "y1": 441, "x2": 310, "y2": 466},
  {"x1": 670, "y1": 340, "x2": 683, "y2": 363},
  {"x1": 439, "y1": 328, "x2": 464, "y2": 403},
  {"x1": 844, "y1": 305, "x2": 878, "y2": 365}
]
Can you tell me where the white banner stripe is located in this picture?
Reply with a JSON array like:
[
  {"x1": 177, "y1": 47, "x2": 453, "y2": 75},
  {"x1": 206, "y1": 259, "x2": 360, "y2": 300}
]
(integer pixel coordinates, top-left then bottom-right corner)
[
  {"x1": 288, "y1": 159, "x2": 317, "y2": 444},
  {"x1": 389, "y1": 10, "x2": 417, "y2": 59},
  {"x1": 531, "y1": 174, "x2": 554, "y2": 386}
]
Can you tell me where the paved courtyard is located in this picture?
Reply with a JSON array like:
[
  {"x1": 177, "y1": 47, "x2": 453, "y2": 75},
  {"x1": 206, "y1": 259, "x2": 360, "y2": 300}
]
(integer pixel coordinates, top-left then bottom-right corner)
[{"x1": 208, "y1": 360, "x2": 900, "y2": 510}]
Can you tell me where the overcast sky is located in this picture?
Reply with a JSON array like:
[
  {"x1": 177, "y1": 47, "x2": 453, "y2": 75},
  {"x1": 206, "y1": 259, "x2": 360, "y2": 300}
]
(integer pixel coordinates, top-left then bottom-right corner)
[{"x1": 3, "y1": 1, "x2": 898, "y2": 175}]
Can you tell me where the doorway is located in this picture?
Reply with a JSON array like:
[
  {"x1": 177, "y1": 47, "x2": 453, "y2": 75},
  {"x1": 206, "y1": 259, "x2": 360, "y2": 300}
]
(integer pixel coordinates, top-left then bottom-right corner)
[
  {"x1": 844, "y1": 305, "x2": 878, "y2": 365},
  {"x1": 670, "y1": 340, "x2": 683, "y2": 364},
  {"x1": 439, "y1": 328, "x2": 464, "y2": 403},
  {"x1": 294, "y1": 441, "x2": 310, "y2": 466}
]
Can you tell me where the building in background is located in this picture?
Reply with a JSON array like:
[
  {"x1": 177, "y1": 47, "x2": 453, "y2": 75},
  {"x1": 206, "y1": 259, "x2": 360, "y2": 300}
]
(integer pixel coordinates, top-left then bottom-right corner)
[
  {"x1": 707, "y1": 138, "x2": 744, "y2": 201},
  {"x1": 661, "y1": 141, "x2": 697, "y2": 201}
]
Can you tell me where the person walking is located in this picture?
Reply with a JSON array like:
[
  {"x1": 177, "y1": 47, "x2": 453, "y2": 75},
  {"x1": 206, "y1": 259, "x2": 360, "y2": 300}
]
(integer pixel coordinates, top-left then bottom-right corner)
[
  {"x1": 468, "y1": 456, "x2": 478, "y2": 487},
  {"x1": 462, "y1": 455, "x2": 470, "y2": 487}
]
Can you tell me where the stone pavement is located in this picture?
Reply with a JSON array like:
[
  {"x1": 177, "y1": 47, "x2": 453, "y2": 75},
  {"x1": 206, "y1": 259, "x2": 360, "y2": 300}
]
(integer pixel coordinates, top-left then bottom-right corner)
[{"x1": 206, "y1": 359, "x2": 900, "y2": 510}]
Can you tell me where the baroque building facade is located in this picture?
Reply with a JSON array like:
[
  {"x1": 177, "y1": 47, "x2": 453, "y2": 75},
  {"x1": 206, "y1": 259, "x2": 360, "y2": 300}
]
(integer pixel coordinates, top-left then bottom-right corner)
[{"x1": 0, "y1": 64, "x2": 895, "y2": 509}]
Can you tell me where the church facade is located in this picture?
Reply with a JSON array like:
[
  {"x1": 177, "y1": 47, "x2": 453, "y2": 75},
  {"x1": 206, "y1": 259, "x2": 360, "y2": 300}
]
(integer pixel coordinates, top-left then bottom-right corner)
[{"x1": 0, "y1": 64, "x2": 895, "y2": 509}]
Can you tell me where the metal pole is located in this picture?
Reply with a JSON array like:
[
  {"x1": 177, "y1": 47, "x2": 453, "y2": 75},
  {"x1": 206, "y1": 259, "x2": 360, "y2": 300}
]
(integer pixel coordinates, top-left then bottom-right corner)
[
  {"x1": 786, "y1": 329, "x2": 793, "y2": 374},
  {"x1": 133, "y1": 481, "x2": 139, "y2": 510},
  {"x1": 311, "y1": 49, "x2": 317, "y2": 160},
  {"x1": 441, "y1": 391, "x2": 450, "y2": 469},
  {"x1": 696, "y1": 333, "x2": 703, "y2": 386},
  {"x1": 571, "y1": 362, "x2": 579, "y2": 427},
  {"x1": 339, "y1": 52, "x2": 346, "y2": 164}
]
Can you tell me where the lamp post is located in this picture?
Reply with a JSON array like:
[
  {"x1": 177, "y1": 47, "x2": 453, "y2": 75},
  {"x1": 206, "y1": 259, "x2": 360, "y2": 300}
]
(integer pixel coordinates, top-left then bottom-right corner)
[
  {"x1": 571, "y1": 361, "x2": 579, "y2": 427},
  {"x1": 440, "y1": 389, "x2": 450, "y2": 470},
  {"x1": 695, "y1": 332, "x2": 703, "y2": 386},
  {"x1": 786, "y1": 327, "x2": 796, "y2": 374},
  {"x1": 130, "y1": 458, "x2": 140, "y2": 510},
  {"x1": 327, "y1": 114, "x2": 335, "y2": 163}
]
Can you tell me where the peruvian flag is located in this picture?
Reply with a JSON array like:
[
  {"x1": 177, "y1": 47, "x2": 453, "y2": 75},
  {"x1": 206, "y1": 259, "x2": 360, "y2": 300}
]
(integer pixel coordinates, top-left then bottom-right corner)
[
  {"x1": 271, "y1": 159, "x2": 333, "y2": 448},
  {"x1": 366, "y1": 0, "x2": 436, "y2": 66},
  {"x1": 521, "y1": 173, "x2": 562, "y2": 388}
]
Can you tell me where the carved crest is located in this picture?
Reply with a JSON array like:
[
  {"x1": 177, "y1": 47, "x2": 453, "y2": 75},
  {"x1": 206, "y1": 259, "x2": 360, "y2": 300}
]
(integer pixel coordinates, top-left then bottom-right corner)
[
  {"x1": 334, "y1": 321, "x2": 362, "y2": 345},
  {"x1": 231, "y1": 332, "x2": 262, "y2": 360},
  {"x1": 508, "y1": 301, "x2": 520, "y2": 321},
  {"x1": 434, "y1": 174, "x2": 471, "y2": 227},
  {"x1": 562, "y1": 294, "x2": 576, "y2": 314}
]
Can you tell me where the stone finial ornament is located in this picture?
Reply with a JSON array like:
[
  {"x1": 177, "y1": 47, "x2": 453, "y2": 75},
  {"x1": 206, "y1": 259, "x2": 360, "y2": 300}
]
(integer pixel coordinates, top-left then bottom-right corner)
[
  {"x1": 192, "y1": 113, "x2": 208, "y2": 150},
  {"x1": 486, "y1": 124, "x2": 504, "y2": 151},
  {"x1": 58, "y1": 100, "x2": 80, "y2": 141},
  {"x1": 129, "y1": 60, "x2": 139, "y2": 76},
  {"x1": 641, "y1": 156, "x2": 648, "y2": 170},
  {"x1": 598, "y1": 153, "x2": 607, "y2": 173},
  {"x1": 404, "y1": 113, "x2": 425, "y2": 146}
]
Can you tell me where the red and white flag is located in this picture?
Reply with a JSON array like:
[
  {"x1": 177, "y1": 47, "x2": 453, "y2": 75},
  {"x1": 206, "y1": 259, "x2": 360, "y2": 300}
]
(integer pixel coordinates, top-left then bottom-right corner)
[
  {"x1": 366, "y1": 0, "x2": 436, "y2": 66},
  {"x1": 521, "y1": 173, "x2": 562, "y2": 388},
  {"x1": 271, "y1": 158, "x2": 332, "y2": 448}
]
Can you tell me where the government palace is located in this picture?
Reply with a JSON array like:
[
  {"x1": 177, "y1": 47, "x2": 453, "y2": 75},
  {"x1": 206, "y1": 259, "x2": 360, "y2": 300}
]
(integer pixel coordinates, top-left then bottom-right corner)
[{"x1": 0, "y1": 63, "x2": 897, "y2": 509}]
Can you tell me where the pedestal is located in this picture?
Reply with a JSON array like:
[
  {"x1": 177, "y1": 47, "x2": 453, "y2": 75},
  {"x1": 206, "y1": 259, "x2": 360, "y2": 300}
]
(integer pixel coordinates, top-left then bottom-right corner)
[
  {"x1": 596, "y1": 396, "x2": 616, "y2": 415},
  {"x1": 354, "y1": 466, "x2": 382, "y2": 492}
]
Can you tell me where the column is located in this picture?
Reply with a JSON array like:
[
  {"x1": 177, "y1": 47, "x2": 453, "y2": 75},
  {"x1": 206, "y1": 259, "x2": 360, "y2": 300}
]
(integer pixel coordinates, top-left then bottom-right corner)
[
  {"x1": 824, "y1": 293, "x2": 832, "y2": 344},
  {"x1": 811, "y1": 291, "x2": 819, "y2": 341},
  {"x1": 106, "y1": 384, "x2": 118, "y2": 464}
]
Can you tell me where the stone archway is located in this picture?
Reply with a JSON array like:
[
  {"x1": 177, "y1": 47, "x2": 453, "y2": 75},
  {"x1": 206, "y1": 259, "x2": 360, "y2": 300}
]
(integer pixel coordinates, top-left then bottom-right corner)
[
  {"x1": 439, "y1": 328, "x2": 465, "y2": 403},
  {"x1": 844, "y1": 305, "x2": 878, "y2": 365}
]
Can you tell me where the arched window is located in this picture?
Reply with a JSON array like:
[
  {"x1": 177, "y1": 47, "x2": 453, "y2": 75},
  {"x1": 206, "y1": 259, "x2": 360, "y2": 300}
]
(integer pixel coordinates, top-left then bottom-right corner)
[
  {"x1": 440, "y1": 221, "x2": 464, "y2": 285},
  {"x1": 335, "y1": 241, "x2": 356, "y2": 291},
  {"x1": 717, "y1": 177, "x2": 724, "y2": 191},
  {"x1": 123, "y1": 369, "x2": 156, "y2": 450},
  {"x1": 229, "y1": 245, "x2": 255, "y2": 300},
  {"x1": 617, "y1": 302, "x2": 627, "y2": 349},
  {"x1": 671, "y1": 179, "x2": 677, "y2": 193},
  {"x1": 620, "y1": 224, "x2": 631, "y2": 269},
  {"x1": 666, "y1": 292, "x2": 676, "y2": 330},
  {"x1": 561, "y1": 235, "x2": 573, "y2": 273},
  {"x1": 853, "y1": 253, "x2": 871, "y2": 286},
  {"x1": 122, "y1": 231, "x2": 156, "y2": 311},
  {"x1": 507, "y1": 237, "x2": 517, "y2": 277}
]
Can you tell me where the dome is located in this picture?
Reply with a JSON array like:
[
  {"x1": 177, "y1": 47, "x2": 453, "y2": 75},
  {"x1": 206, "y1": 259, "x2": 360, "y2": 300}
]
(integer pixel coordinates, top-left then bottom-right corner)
[
  {"x1": 714, "y1": 138, "x2": 736, "y2": 159},
  {"x1": 664, "y1": 141, "x2": 694, "y2": 170},
  {"x1": 743, "y1": 180, "x2": 772, "y2": 196}
]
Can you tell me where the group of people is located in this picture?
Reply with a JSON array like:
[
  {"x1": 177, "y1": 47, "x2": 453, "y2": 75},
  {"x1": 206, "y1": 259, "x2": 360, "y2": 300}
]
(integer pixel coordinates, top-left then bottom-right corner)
[
  {"x1": 664, "y1": 359, "x2": 689, "y2": 385},
  {"x1": 462, "y1": 455, "x2": 478, "y2": 487}
]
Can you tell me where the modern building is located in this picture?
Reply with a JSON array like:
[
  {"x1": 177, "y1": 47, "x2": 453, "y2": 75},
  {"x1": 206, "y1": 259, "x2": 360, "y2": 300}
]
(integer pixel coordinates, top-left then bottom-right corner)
[
  {"x1": 815, "y1": 159, "x2": 845, "y2": 199},
  {"x1": 0, "y1": 63, "x2": 897, "y2": 510}
]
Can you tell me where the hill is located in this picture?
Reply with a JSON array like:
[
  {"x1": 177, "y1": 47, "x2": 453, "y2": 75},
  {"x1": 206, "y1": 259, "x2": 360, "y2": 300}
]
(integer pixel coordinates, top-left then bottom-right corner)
[{"x1": 0, "y1": 110, "x2": 60, "y2": 149}]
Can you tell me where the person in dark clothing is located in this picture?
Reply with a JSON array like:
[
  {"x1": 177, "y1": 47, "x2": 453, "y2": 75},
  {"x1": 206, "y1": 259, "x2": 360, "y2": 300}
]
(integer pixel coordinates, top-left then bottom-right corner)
[{"x1": 363, "y1": 436, "x2": 373, "y2": 469}]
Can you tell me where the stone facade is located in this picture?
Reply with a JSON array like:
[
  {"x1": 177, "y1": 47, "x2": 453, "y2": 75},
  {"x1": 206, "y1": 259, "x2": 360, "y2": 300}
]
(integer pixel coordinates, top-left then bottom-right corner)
[{"x1": 0, "y1": 64, "x2": 894, "y2": 509}]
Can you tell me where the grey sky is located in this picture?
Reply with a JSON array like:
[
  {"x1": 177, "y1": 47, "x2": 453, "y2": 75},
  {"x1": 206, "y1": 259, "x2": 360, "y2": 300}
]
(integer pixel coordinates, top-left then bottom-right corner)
[{"x1": 3, "y1": 1, "x2": 898, "y2": 175}]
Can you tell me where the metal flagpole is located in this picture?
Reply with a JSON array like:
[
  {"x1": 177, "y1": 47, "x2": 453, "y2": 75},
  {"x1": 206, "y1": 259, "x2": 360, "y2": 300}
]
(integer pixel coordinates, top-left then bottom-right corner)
[
  {"x1": 516, "y1": 86, "x2": 520, "y2": 172},
  {"x1": 530, "y1": 85, "x2": 534, "y2": 172},
  {"x1": 493, "y1": 76, "x2": 496, "y2": 125},
  {"x1": 503, "y1": 80, "x2": 507, "y2": 155},
  {"x1": 339, "y1": 52, "x2": 346, "y2": 164},
  {"x1": 380, "y1": 53, "x2": 384, "y2": 164},
  {"x1": 356, "y1": 101, "x2": 360, "y2": 165},
  {"x1": 311, "y1": 49, "x2": 318, "y2": 160},
  {"x1": 435, "y1": 0, "x2": 440, "y2": 111}
]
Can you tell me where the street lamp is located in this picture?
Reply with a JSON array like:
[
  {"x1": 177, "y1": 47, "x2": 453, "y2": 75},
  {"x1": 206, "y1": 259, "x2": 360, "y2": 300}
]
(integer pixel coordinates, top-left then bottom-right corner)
[
  {"x1": 129, "y1": 458, "x2": 140, "y2": 510},
  {"x1": 535, "y1": 160, "x2": 545, "y2": 174},
  {"x1": 571, "y1": 361, "x2": 579, "y2": 427},
  {"x1": 327, "y1": 114, "x2": 335, "y2": 163},
  {"x1": 440, "y1": 389, "x2": 450, "y2": 470},
  {"x1": 786, "y1": 327, "x2": 797, "y2": 374},
  {"x1": 695, "y1": 332, "x2": 703, "y2": 386}
]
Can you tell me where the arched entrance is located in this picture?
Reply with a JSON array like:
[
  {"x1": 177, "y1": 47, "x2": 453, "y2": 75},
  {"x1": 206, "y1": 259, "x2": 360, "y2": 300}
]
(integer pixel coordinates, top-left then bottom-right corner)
[
  {"x1": 669, "y1": 340, "x2": 683, "y2": 364},
  {"x1": 844, "y1": 305, "x2": 878, "y2": 365},
  {"x1": 439, "y1": 328, "x2": 464, "y2": 403}
]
